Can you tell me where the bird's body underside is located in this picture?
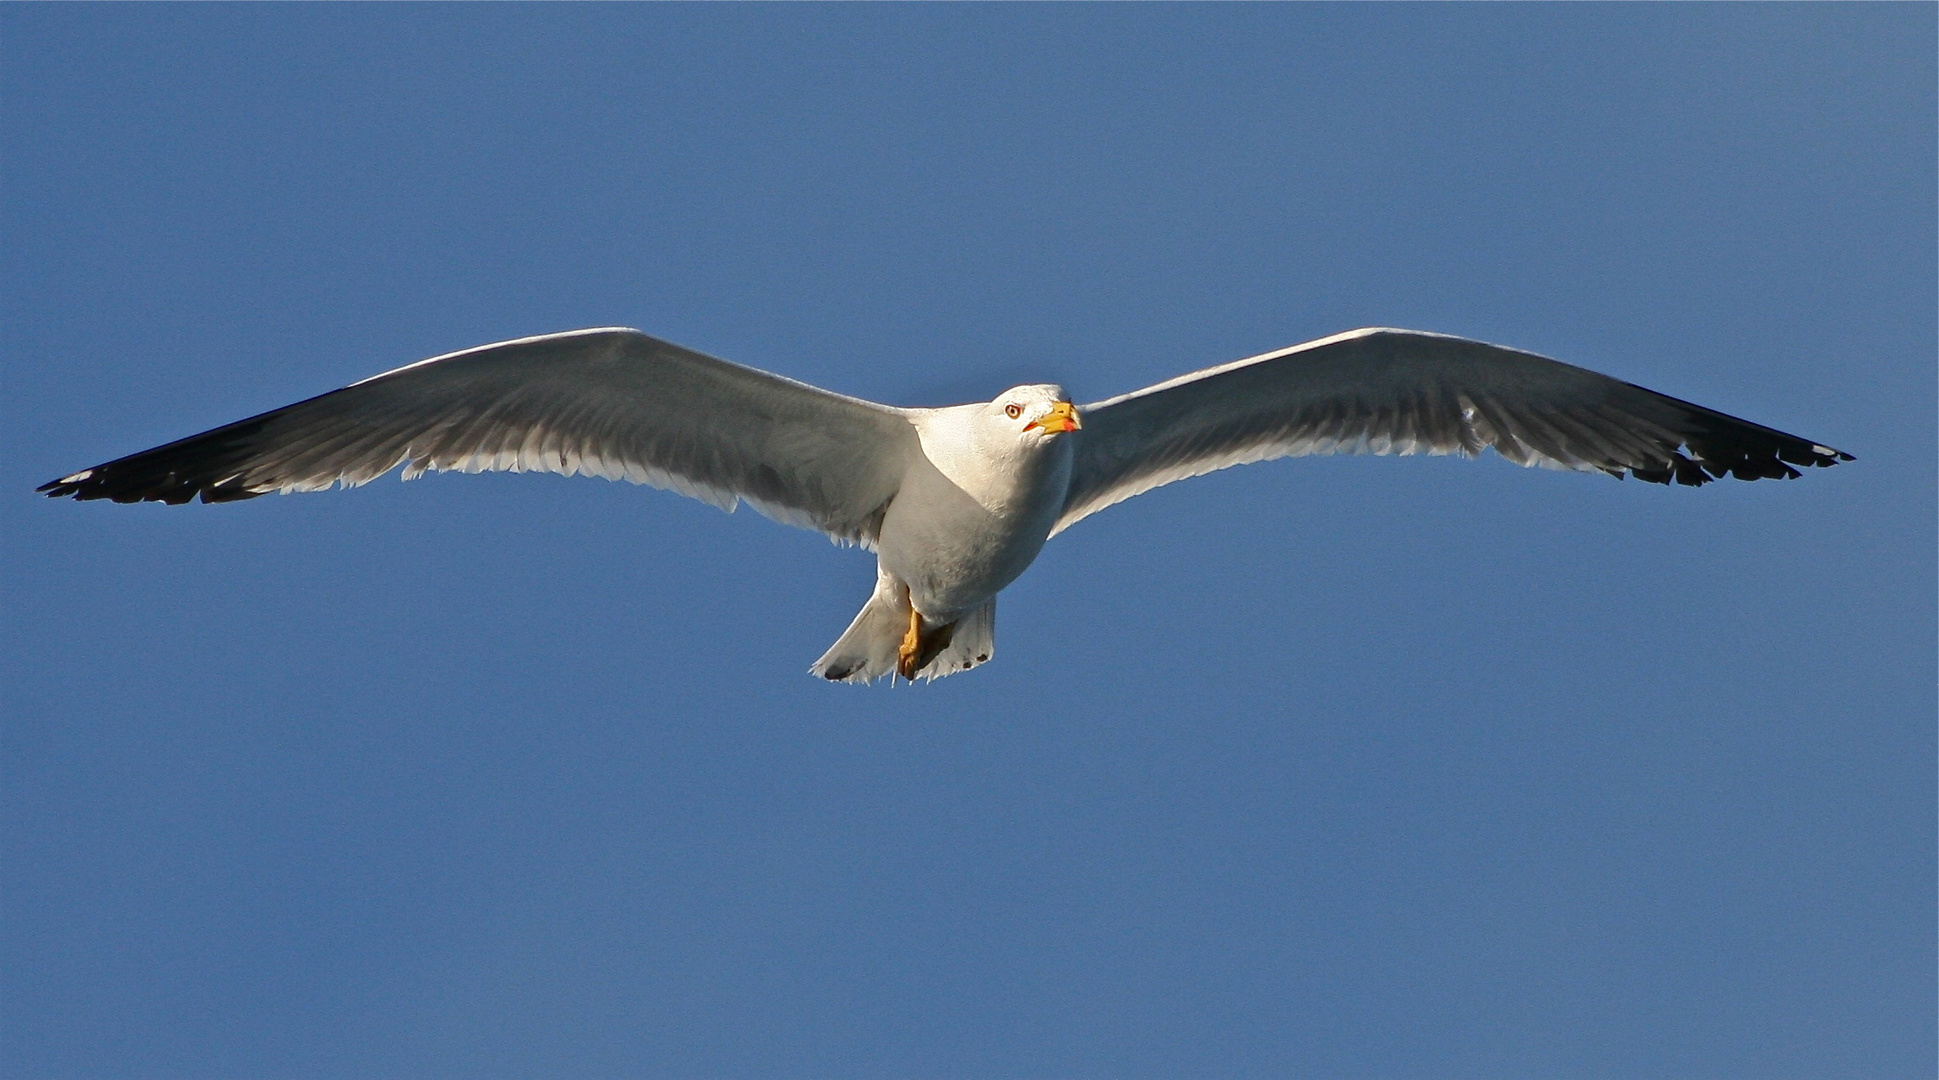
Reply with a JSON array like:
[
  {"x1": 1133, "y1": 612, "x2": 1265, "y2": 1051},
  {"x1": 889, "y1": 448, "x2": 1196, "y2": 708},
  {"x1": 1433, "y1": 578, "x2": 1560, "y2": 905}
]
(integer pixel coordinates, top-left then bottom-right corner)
[{"x1": 40, "y1": 326, "x2": 1850, "y2": 683}]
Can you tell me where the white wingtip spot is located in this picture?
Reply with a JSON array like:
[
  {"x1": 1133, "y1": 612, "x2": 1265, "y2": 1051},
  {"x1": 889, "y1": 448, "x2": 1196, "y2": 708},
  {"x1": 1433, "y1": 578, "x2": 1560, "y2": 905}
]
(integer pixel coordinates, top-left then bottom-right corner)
[
  {"x1": 1811, "y1": 445, "x2": 1836, "y2": 456},
  {"x1": 60, "y1": 469, "x2": 93, "y2": 483}
]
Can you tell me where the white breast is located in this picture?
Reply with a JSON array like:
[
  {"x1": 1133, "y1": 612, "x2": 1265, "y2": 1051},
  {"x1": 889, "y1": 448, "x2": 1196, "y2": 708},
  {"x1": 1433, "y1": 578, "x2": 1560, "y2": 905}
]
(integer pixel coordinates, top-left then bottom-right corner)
[{"x1": 877, "y1": 404, "x2": 1074, "y2": 618}]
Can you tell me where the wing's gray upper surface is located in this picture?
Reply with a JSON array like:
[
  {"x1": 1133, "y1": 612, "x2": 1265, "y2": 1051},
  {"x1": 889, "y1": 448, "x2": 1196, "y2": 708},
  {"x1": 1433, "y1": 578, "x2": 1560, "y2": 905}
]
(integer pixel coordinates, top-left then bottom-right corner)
[
  {"x1": 40, "y1": 328, "x2": 921, "y2": 547},
  {"x1": 1056, "y1": 328, "x2": 1850, "y2": 535}
]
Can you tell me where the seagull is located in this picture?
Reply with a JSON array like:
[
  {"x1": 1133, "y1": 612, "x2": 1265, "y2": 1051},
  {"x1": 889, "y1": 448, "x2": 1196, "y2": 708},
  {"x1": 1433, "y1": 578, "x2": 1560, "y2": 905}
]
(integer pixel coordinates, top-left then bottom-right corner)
[{"x1": 40, "y1": 327, "x2": 1850, "y2": 682}]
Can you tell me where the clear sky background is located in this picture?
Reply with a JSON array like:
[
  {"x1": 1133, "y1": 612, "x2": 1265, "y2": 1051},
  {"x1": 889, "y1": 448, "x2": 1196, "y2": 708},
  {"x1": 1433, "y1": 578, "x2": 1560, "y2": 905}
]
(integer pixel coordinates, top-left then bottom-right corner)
[{"x1": 3, "y1": 6, "x2": 1932, "y2": 1078}]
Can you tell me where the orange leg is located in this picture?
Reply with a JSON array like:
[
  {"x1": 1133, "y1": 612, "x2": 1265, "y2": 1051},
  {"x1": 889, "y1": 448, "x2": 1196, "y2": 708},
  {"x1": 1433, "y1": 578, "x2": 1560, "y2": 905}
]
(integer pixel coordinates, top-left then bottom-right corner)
[{"x1": 897, "y1": 603, "x2": 922, "y2": 680}]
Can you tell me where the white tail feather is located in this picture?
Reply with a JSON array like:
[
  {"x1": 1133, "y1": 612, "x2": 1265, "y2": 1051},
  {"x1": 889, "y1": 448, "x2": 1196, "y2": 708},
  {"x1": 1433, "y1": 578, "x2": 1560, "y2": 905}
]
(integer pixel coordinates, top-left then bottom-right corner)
[{"x1": 811, "y1": 573, "x2": 996, "y2": 684}]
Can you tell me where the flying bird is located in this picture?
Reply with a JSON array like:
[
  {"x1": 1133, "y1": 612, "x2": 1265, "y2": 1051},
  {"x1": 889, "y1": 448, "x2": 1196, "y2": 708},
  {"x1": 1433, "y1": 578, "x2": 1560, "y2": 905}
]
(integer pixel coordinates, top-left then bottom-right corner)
[{"x1": 40, "y1": 327, "x2": 1850, "y2": 682}]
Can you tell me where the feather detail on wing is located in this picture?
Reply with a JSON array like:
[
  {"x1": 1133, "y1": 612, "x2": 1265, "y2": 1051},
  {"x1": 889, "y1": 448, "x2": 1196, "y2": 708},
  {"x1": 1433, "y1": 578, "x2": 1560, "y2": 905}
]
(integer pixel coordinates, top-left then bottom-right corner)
[
  {"x1": 39, "y1": 328, "x2": 921, "y2": 548},
  {"x1": 1054, "y1": 328, "x2": 1851, "y2": 535}
]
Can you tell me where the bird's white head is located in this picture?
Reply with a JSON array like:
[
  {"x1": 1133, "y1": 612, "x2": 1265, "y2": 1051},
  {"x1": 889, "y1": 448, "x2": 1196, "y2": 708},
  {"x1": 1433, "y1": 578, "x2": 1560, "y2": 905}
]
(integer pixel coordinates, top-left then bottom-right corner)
[
  {"x1": 910, "y1": 385, "x2": 1082, "y2": 511},
  {"x1": 989, "y1": 384, "x2": 1081, "y2": 440}
]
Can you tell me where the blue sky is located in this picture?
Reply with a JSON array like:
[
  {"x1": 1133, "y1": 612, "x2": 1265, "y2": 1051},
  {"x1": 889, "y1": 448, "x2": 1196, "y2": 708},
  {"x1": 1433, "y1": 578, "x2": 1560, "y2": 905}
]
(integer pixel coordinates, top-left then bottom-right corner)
[{"x1": 3, "y1": 6, "x2": 1931, "y2": 1077}]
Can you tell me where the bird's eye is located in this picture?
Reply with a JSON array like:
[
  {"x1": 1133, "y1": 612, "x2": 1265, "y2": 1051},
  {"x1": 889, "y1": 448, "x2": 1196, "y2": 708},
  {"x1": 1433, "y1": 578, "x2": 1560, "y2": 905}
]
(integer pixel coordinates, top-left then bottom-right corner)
[{"x1": 1005, "y1": 403, "x2": 1023, "y2": 419}]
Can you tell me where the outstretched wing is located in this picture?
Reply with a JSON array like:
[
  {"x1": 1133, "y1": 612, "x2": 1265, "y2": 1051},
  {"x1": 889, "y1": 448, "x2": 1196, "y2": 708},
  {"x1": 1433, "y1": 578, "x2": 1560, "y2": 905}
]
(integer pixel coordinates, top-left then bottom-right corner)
[
  {"x1": 1056, "y1": 328, "x2": 1850, "y2": 535},
  {"x1": 40, "y1": 328, "x2": 922, "y2": 548}
]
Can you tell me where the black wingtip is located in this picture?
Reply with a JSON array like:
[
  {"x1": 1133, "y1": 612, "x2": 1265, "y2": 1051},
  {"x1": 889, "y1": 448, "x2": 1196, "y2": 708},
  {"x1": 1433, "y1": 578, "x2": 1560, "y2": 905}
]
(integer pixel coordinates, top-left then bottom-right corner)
[
  {"x1": 1660, "y1": 415, "x2": 1852, "y2": 485},
  {"x1": 1776, "y1": 443, "x2": 1855, "y2": 469},
  {"x1": 38, "y1": 475, "x2": 89, "y2": 499},
  {"x1": 36, "y1": 462, "x2": 267, "y2": 504}
]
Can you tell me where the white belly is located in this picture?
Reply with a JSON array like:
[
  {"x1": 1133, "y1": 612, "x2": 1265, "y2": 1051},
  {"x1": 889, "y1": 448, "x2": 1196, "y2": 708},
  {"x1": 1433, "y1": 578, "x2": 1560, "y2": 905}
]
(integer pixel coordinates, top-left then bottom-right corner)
[{"x1": 876, "y1": 445, "x2": 1068, "y2": 620}]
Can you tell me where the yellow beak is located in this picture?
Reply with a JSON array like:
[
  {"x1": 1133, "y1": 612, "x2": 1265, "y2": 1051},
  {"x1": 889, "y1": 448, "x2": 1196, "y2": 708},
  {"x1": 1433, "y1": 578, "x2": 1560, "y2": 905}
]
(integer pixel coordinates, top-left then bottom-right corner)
[{"x1": 1026, "y1": 400, "x2": 1081, "y2": 434}]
